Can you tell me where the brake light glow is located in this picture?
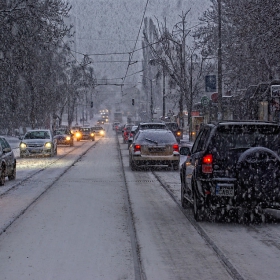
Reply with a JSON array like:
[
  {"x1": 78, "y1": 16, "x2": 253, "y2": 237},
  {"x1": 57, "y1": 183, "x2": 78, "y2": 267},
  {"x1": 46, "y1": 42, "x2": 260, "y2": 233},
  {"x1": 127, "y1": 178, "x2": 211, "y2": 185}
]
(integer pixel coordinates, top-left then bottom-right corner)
[
  {"x1": 202, "y1": 154, "x2": 213, "y2": 173},
  {"x1": 173, "y1": 144, "x2": 179, "y2": 152},
  {"x1": 134, "y1": 144, "x2": 141, "y2": 152}
]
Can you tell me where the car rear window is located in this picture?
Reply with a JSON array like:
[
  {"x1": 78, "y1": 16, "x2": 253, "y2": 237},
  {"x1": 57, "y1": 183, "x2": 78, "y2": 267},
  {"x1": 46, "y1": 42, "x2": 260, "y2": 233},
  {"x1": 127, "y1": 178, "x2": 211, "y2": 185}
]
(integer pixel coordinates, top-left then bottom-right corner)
[
  {"x1": 136, "y1": 130, "x2": 176, "y2": 144},
  {"x1": 210, "y1": 124, "x2": 280, "y2": 152},
  {"x1": 165, "y1": 123, "x2": 179, "y2": 130},
  {"x1": 139, "y1": 124, "x2": 167, "y2": 130}
]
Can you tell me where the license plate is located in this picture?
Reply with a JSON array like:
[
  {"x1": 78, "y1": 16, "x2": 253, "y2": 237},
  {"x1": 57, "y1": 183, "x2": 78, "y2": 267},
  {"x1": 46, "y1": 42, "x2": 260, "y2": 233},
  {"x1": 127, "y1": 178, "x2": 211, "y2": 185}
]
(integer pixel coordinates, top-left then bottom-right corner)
[
  {"x1": 215, "y1": 184, "x2": 234, "y2": 197},
  {"x1": 148, "y1": 147, "x2": 165, "y2": 153}
]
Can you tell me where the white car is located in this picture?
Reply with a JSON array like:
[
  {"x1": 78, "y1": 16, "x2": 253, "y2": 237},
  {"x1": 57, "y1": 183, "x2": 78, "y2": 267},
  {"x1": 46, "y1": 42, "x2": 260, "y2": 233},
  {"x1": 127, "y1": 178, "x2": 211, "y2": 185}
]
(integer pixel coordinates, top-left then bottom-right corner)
[{"x1": 19, "y1": 129, "x2": 57, "y2": 157}]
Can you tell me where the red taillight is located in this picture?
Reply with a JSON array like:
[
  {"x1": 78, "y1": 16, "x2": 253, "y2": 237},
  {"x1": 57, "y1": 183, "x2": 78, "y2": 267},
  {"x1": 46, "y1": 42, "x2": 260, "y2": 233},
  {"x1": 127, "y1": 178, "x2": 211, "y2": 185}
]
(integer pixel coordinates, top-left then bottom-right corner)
[
  {"x1": 173, "y1": 144, "x2": 179, "y2": 152},
  {"x1": 134, "y1": 144, "x2": 141, "y2": 152},
  {"x1": 129, "y1": 132, "x2": 133, "y2": 137},
  {"x1": 202, "y1": 154, "x2": 213, "y2": 173}
]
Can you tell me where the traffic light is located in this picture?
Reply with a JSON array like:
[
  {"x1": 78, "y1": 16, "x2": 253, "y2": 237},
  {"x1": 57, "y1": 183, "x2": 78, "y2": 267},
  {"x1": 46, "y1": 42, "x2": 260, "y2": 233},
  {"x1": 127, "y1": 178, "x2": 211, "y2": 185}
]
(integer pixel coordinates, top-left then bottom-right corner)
[
  {"x1": 90, "y1": 101, "x2": 93, "y2": 108},
  {"x1": 132, "y1": 98, "x2": 134, "y2": 106}
]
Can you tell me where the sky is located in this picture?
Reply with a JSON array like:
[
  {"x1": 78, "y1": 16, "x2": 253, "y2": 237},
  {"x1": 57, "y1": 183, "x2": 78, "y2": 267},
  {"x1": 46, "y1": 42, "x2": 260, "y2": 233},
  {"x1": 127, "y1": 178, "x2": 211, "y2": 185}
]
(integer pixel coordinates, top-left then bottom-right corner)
[{"x1": 68, "y1": 0, "x2": 211, "y2": 83}]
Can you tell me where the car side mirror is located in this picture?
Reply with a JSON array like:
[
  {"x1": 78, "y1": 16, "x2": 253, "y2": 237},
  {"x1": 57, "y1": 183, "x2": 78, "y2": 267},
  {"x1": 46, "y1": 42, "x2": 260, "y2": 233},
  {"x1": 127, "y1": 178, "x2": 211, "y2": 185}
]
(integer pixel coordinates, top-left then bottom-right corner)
[{"x1": 18, "y1": 136, "x2": 23, "y2": 140}]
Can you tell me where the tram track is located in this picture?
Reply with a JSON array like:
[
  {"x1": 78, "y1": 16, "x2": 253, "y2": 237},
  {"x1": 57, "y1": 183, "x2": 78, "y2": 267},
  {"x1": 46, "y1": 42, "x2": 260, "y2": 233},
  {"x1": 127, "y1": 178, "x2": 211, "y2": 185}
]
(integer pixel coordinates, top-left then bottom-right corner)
[
  {"x1": 0, "y1": 139, "x2": 100, "y2": 198},
  {"x1": 152, "y1": 171, "x2": 245, "y2": 280},
  {"x1": 117, "y1": 133, "x2": 146, "y2": 280},
  {"x1": 0, "y1": 139, "x2": 101, "y2": 236},
  {"x1": 116, "y1": 131, "x2": 244, "y2": 280}
]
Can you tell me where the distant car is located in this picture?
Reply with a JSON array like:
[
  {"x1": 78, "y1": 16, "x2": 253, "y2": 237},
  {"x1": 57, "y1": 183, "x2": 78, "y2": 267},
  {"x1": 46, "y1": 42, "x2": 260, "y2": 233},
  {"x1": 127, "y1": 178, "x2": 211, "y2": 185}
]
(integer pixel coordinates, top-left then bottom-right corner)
[
  {"x1": 165, "y1": 122, "x2": 183, "y2": 143},
  {"x1": 122, "y1": 124, "x2": 134, "y2": 143},
  {"x1": 71, "y1": 125, "x2": 81, "y2": 135},
  {"x1": 0, "y1": 136, "x2": 16, "y2": 186},
  {"x1": 97, "y1": 119, "x2": 105, "y2": 125},
  {"x1": 129, "y1": 129, "x2": 180, "y2": 170},
  {"x1": 180, "y1": 120, "x2": 280, "y2": 223},
  {"x1": 76, "y1": 127, "x2": 95, "y2": 141},
  {"x1": 112, "y1": 121, "x2": 120, "y2": 130},
  {"x1": 19, "y1": 129, "x2": 57, "y2": 157},
  {"x1": 54, "y1": 128, "x2": 74, "y2": 146},
  {"x1": 91, "y1": 126, "x2": 105, "y2": 137},
  {"x1": 101, "y1": 114, "x2": 109, "y2": 122},
  {"x1": 127, "y1": 125, "x2": 138, "y2": 149}
]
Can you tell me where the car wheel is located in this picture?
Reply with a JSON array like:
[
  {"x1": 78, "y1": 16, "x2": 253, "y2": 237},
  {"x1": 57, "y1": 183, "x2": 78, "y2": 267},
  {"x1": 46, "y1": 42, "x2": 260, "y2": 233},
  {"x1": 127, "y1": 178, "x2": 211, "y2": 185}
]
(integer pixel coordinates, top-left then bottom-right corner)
[
  {"x1": 50, "y1": 147, "x2": 54, "y2": 157},
  {"x1": 181, "y1": 181, "x2": 190, "y2": 209},
  {"x1": 70, "y1": 141, "x2": 74, "y2": 147},
  {"x1": 20, "y1": 152, "x2": 25, "y2": 158},
  {"x1": 173, "y1": 163, "x2": 179, "y2": 170},
  {"x1": 0, "y1": 167, "x2": 5, "y2": 186},
  {"x1": 8, "y1": 163, "x2": 16, "y2": 180},
  {"x1": 130, "y1": 158, "x2": 137, "y2": 171},
  {"x1": 193, "y1": 188, "x2": 204, "y2": 222}
]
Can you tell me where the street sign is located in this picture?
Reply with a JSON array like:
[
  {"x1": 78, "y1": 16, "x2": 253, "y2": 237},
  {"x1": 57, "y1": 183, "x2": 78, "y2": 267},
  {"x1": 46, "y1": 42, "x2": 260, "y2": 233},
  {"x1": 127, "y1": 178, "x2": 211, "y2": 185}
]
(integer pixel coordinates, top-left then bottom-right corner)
[
  {"x1": 201, "y1": 96, "x2": 209, "y2": 107},
  {"x1": 205, "y1": 75, "x2": 217, "y2": 92},
  {"x1": 271, "y1": 85, "x2": 280, "y2": 98}
]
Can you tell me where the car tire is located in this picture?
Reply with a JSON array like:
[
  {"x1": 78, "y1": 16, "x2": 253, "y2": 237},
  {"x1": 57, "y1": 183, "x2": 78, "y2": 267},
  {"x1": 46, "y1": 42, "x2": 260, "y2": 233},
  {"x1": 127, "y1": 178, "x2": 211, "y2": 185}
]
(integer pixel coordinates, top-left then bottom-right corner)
[
  {"x1": 173, "y1": 163, "x2": 179, "y2": 170},
  {"x1": 70, "y1": 141, "x2": 74, "y2": 147},
  {"x1": 8, "y1": 163, "x2": 16, "y2": 180},
  {"x1": 20, "y1": 152, "x2": 25, "y2": 158},
  {"x1": 50, "y1": 147, "x2": 55, "y2": 157},
  {"x1": 0, "y1": 167, "x2": 5, "y2": 186},
  {"x1": 193, "y1": 188, "x2": 204, "y2": 222},
  {"x1": 130, "y1": 158, "x2": 137, "y2": 171},
  {"x1": 181, "y1": 182, "x2": 190, "y2": 209}
]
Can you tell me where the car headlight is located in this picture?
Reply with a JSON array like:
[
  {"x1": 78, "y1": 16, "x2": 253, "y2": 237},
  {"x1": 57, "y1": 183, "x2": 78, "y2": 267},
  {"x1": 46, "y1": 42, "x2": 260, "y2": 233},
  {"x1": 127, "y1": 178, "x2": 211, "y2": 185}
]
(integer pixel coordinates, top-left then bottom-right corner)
[
  {"x1": 20, "y1": 142, "x2": 27, "y2": 149},
  {"x1": 76, "y1": 132, "x2": 81, "y2": 137},
  {"x1": 100, "y1": 131, "x2": 104, "y2": 135},
  {"x1": 66, "y1": 136, "x2": 71, "y2": 141},
  {"x1": 45, "y1": 142, "x2": 52, "y2": 148},
  {"x1": 91, "y1": 133, "x2": 95, "y2": 136}
]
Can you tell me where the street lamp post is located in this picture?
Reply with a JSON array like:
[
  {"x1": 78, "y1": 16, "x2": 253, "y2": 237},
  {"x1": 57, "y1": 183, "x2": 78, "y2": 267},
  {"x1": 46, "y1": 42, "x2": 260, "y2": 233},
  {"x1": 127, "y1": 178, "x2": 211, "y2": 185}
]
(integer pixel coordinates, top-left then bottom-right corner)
[{"x1": 141, "y1": 75, "x2": 155, "y2": 121}]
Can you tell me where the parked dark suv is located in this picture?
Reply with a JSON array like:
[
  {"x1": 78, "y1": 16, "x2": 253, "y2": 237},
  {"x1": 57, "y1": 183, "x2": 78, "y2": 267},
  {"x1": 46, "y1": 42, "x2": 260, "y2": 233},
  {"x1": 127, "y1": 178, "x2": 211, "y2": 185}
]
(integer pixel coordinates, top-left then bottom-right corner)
[{"x1": 180, "y1": 121, "x2": 280, "y2": 223}]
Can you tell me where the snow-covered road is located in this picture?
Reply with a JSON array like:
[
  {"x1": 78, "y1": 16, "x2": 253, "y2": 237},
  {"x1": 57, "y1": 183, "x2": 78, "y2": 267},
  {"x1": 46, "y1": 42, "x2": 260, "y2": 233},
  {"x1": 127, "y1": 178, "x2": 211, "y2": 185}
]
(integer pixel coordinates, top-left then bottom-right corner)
[{"x1": 0, "y1": 128, "x2": 279, "y2": 280}]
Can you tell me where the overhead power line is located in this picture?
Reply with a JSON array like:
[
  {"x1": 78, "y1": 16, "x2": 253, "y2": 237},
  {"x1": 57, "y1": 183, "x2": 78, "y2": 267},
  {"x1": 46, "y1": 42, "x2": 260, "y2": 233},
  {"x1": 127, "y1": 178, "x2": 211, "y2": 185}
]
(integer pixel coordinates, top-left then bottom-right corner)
[{"x1": 122, "y1": 0, "x2": 150, "y2": 83}]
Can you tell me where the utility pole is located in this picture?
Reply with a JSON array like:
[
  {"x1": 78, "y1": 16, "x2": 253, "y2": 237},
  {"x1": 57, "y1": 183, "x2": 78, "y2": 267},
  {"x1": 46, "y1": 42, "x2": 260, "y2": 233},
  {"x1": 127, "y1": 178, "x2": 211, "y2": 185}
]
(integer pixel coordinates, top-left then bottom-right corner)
[
  {"x1": 179, "y1": 11, "x2": 186, "y2": 129},
  {"x1": 189, "y1": 55, "x2": 193, "y2": 141},
  {"x1": 162, "y1": 67, "x2": 166, "y2": 118},
  {"x1": 217, "y1": 0, "x2": 223, "y2": 120}
]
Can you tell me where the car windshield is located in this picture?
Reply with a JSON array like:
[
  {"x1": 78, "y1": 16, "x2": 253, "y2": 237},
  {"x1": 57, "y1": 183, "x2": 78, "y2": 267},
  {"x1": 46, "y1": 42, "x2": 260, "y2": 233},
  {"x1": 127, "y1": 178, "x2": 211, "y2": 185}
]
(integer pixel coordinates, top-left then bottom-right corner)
[
  {"x1": 210, "y1": 125, "x2": 280, "y2": 152},
  {"x1": 24, "y1": 131, "x2": 50, "y2": 139},
  {"x1": 136, "y1": 131, "x2": 176, "y2": 144},
  {"x1": 54, "y1": 129, "x2": 67, "y2": 135}
]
